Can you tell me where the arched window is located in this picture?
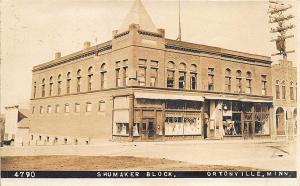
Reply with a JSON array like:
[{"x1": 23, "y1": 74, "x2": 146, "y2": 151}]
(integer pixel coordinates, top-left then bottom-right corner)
[
  {"x1": 88, "y1": 66, "x2": 93, "y2": 91},
  {"x1": 290, "y1": 81, "x2": 294, "y2": 100},
  {"x1": 49, "y1": 76, "x2": 53, "y2": 96},
  {"x1": 190, "y1": 64, "x2": 197, "y2": 90},
  {"x1": 76, "y1": 69, "x2": 82, "y2": 93},
  {"x1": 66, "y1": 72, "x2": 71, "y2": 94},
  {"x1": 167, "y1": 61, "x2": 175, "y2": 88},
  {"x1": 246, "y1": 71, "x2": 252, "y2": 94},
  {"x1": 100, "y1": 63, "x2": 107, "y2": 89},
  {"x1": 281, "y1": 80, "x2": 286, "y2": 99},
  {"x1": 225, "y1": 68, "x2": 231, "y2": 92},
  {"x1": 33, "y1": 82, "x2": 37, "y2": 98},
  {"x1": 275, "y1": 80, "x2": 280, "y2": 99},
  {"x1": 178, "y1": 63, "x2": 186, "y2": 89},
  {"x1": 57, "y1": 74, "x2": 62, "y2": 96},
  {"x1": 236, "y1": 70, "x2": 242, "y2": 92},
  {"x1": 41, "y1": 79, "x2": 46, "y2": 97}
]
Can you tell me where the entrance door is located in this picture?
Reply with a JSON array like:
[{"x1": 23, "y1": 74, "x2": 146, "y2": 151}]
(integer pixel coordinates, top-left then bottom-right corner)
[
  {"x1": 243, "y1": 121, "x2": 253, "y2": 139},
  {"x1": 141, "y1": 118, "x2": 156, "y2": 140}
]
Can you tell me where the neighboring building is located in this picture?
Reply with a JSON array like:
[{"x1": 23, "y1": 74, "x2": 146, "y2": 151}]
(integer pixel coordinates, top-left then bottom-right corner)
[
  {"x1": 0, "y1": 114, "x2": 5, "y2": 146},
  {"x1": 29, "y1": 0, "x2": 275, "y2": 144},
  {"x1": 3, "y1": 105, "x2": 30, "y2": 146},
  {"x1": 272, "y1": 59, "x2": 297, "y2": 140}
]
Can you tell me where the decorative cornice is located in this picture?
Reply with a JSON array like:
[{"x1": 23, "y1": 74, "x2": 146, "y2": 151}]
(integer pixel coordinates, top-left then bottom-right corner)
[
  {"x1": 165, "y1": 43, "x2": 272, "y2": 65},
  {"x1": 114, "y1": 31, "x2": 130, "y2": 39},
  {"x1": 33, "y1": 44, "x2": 112, "y2": 72},
  {"x1": 138, "y1": 30, "x2": 163, "y2": 38}
]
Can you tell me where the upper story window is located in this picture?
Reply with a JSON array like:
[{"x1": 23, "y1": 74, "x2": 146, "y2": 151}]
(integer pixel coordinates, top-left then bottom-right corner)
[
  {"x1": 290, "y1": 81, "x2": 294, "y2": 100},
  {"x1": 75, "y1": 103, "x2": 80, "y2": 113},
  {"x1": 236, "y1": 70, "x2": 242, "y2": 93},
  {"x1": 65, "y1": 104, "x2": 70, "y2": 113},
  {"x1": 178, "y1": 63, "x2": 186, "y2": 89},
  {"x1": 66, "y1": 72, "x2": 71, "y2": 94},
  {"x1": 275, "y1": 80, "x2": 280, "y2": 99},
  {"x1": 167, "y1": 61, "x2": 175, "y2": 88},
  {"x1": 33, "y1": 82, "x2": 37, "y2": 98},
  {"x1": 98, "y1": 101, "x2": 105, "y2": 112},
  {"x1": 88, "y1": 66, "x2": 93, "y2": 91},
  {"x1": 123, "y1": 60, "x2": 128, "y2": 86},
  {"x1": 57, "y1": 74, "x2": 62, "y2": 96},
  {"x1": 40, "y1": 106, "x2": 44, "y2": 114},
  {"x1": 116, "y1": 63, "x2": 121, "y2": 87},
  {"x1": 281, "y1": 81, "x2": 286, "y2": 99},
  {"x1": 47, "y1": 105, "x2": 52, "y2": 113},
  {"x1": 138, "y1": 59, "x2": 147, "y2": 86},
  {"x1": 246, "y1": 71, "x2": 252, "y2": 94},
  {"x1": 76, "y1": 69, "x2": 82, "y2": 93},
  {"x1": 86, "y1": 102, "x2": 92, "y2": 112},
  {"x1": 41, "y1": 79, "x2": 46, "y2": 97},
  {"x1": 225, "y1": 68, "x2": 231, "y2": 92},
  {"x1": 208, "y1": 68, "x2": 214, "y2": 91},
  {"x1": 100, "y1": 63, "x2": 107, "y2": 89},
  {"x1": 190, "y1": 64, "x2": 197, "y2": 90},
  {"x1": 261, "y1": 75, "x2": 267, "y2": 96},
  {"x1": 55, "y1": 104, "x2": 60, "y2": 113},
  {"x1": 49, "y1": 76, "x2": 53, "y2": 96},
  {"x1": 150, "y1": 60, "x2": 158, "y2": 87}
]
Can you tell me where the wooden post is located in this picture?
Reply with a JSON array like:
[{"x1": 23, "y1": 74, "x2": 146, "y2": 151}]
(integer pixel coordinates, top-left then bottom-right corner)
[
  {"x1": 128, "y1": 95, "x2": 134, "y2": 141},
  {"x1": 251, "y1": 104, "x2": 255, "y2": 139}
]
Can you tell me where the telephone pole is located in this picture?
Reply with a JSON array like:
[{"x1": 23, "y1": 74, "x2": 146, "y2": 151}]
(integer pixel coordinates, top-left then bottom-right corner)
[
  {"x1": 176, "y1": 0, "x2": 182, "y2": 41},
  {"x1": 268, "y1": 0, "x2": 295, "y2": 60}
]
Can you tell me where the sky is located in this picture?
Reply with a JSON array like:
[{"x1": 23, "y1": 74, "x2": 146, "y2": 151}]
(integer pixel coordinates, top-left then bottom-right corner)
[{"x1": 0, "y1": 0, "x2": 297, "y2": 112}]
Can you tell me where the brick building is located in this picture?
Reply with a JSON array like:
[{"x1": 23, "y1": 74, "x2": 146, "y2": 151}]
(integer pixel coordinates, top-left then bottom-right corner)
[
  {"x1": 272, "y1": 59, "x2": 297, "y2": 140},
  {"x1": 28, "y1": 0, "x2": 275, "y2": 144}
]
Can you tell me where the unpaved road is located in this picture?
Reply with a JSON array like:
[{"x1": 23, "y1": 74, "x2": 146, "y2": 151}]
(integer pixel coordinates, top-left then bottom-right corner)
[{"x1": 1, "y1": 155, "x2": 260, "y2": 171}]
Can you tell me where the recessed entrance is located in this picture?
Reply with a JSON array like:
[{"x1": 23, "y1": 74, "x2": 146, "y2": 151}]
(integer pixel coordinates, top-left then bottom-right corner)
[{"x1": 141, "y1": 118, "x2": 156, "y2": 140}]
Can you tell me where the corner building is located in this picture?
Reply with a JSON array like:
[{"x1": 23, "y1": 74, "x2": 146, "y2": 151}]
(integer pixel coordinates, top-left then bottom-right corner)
[{"x1": 29, "y1": 0, "x2": 274, "y2": 144}]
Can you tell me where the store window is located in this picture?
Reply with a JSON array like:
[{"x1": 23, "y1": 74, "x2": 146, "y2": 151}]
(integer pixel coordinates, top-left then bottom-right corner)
[
  {"x1": 222, "y1": 101, "x2": 242, "y2": 136},
  {"x1": 100, "y1": 63, "x2": 107, "y2": 89},
  {"x1": 115, "y1": 123, "x2": 129, "y2": 135},
  {"x1": 276, "y1": 80, "x2": 280, "y2": 99},
  {"x1": 254, "y1": 103, "x2": 270, "y2": 135},
  {"x1": 167, "y1": 61, "x2": 175, "y2": 88},
  {"x1": 208, "y1": 68, "x2": 214, "y2": 91},
  {"x1": 246, "y1": 71, "x2": 252, "y2": 94},
  {"x1": 261, "y1": 75, "x2": 267, "y2": 95},
  {"x1": 87, "y1": 66, "x2": 93, "y2": 91},
  {"x1": 225, "y1": 68, "x2": 231, "y2": 92}
]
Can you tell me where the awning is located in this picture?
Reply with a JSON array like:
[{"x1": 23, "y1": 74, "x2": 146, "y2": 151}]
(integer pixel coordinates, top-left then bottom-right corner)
[
  {"x1": 134, "y1": 92, "x2": 204, "y2": 102},
  {"x1": 204, "y1": 96, "x2": 240, "y2": 101},
  {"x1": 239, "y1": 98, "x2": 272, "y2": 103},
  {"x1": 204, "y1": 96, "x2": 272, "y2": 103}
]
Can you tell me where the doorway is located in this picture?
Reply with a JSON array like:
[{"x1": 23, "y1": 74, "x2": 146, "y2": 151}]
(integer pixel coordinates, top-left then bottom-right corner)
[{"x1": 141, "y1": 118, "x2": 156, "y2": 140}]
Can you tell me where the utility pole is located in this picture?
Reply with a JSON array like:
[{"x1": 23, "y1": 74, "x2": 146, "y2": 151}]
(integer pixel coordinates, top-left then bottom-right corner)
[{"x1": 268, "y1": 0, "x2": 295, "y2": 60}]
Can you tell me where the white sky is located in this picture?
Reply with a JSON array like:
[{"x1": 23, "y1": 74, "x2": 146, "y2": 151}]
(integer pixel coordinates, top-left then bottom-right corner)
[{"x1": 0, "y1": 0, "x2": 297, "y2": 112}]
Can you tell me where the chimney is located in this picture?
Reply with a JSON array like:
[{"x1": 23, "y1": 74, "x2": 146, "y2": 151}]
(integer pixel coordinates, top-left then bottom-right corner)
[
  {"x1": 83, "y1": 41, "x2": 91, "y2": 49},
  {"x1": 55, "y1": 52, "x2": 61, "y2": 59}
]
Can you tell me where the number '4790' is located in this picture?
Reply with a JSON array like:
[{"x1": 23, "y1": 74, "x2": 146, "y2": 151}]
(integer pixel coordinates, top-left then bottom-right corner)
[{"x1": 14, "y1": 171, "x2": 36, "y2": 178}]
